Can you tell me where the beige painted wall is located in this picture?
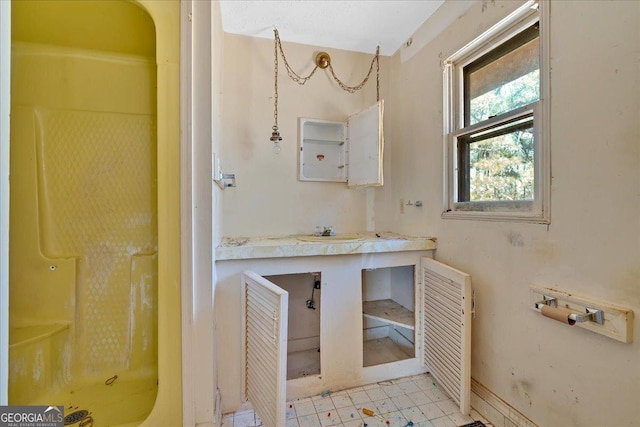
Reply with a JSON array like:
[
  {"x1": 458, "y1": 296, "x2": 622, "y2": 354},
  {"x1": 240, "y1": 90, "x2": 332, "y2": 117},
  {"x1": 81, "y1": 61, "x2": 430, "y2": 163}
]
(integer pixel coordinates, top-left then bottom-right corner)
[
  {"x1": 381, "y1": 1, "x2": 640, "y2": 426},
  {"x1": 221, "y1": 34, "x2": 388, "y2": 238}
]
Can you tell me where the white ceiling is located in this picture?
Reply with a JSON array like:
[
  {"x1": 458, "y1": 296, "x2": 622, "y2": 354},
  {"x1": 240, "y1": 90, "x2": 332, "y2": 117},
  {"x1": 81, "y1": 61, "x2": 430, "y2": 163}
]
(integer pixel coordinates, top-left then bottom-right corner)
[{"x1": 219, "y1": 1, "x2": 446, "y2": 56}]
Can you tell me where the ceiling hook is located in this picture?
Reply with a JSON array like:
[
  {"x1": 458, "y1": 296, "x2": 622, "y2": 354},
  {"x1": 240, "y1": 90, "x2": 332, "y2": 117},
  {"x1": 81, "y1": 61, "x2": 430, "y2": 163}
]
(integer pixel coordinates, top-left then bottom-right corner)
[{"x1": 315, "y1": 52, "x2": 331, "y2": 69}]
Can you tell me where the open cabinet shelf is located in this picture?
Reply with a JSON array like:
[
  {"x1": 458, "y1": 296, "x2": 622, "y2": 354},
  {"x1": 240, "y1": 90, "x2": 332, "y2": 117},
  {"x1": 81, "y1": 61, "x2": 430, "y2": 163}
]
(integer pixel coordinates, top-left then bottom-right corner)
[
  {"x1": 363, "y1": 337, "x2": 414, "y2": 367},
  {"x1": 303, "y1": 138, "x2": 344, "y2": 145},
  {"x1": 362, "y1": 265, "x2": 416, "y2": 368},
  {"x1": 363, "y1": 299, "x2": 415, "y2": 330}
]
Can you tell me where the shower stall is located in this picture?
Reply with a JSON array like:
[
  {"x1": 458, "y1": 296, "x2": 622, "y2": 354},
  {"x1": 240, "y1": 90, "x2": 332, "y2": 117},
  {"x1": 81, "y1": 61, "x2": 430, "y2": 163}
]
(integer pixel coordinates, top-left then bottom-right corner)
[{"x1": 7, "y1": 1, "x2": 182, "y2": 425}]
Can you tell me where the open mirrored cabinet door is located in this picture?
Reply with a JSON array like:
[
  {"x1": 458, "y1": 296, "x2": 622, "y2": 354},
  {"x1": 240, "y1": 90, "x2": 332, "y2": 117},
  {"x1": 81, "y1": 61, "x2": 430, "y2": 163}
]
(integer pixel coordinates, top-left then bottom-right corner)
[{"x1": 347, "y1": 100, "x2": 384, "y2": 188}]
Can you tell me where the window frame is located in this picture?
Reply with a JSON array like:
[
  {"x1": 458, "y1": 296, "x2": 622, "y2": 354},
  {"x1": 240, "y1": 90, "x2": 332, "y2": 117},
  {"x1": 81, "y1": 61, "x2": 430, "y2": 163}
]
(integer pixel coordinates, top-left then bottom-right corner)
[{"x1": 442, "y1": 0, "x2": 550, "y2": 223}]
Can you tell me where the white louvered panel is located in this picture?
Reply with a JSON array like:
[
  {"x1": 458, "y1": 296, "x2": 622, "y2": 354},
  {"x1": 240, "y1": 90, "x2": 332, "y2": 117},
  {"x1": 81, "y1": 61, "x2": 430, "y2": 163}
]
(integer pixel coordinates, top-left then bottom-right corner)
[
  {"x1": 421, "y1": 257, "x2": 472, "y2": 415},
  {"x1": 242, "y1": 271, "x2": 288, "y2": 427}
]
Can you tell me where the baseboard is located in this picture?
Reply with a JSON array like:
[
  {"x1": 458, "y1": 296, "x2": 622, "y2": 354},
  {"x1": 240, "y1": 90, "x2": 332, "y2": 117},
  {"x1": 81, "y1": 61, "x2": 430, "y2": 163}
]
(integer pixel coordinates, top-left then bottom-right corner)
[{"x1": 471, "y1": 379, "x2": 538, "y2": 427}]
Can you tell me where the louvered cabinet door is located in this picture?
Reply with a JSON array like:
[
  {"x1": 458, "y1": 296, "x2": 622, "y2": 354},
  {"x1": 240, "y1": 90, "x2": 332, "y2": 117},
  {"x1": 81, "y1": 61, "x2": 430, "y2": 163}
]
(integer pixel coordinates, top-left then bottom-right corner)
[
  {"x1": 421, "y1": 257, "x2": 472, "y2": 415},
  {"x1": 241, "y1": 271, "x2": 288, "y2": 427}
]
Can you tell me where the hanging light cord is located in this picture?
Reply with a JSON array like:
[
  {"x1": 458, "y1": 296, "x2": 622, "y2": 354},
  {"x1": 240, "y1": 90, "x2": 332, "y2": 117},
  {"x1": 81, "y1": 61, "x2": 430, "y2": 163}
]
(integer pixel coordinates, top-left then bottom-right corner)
[
  {"x1": 271, "y1": 29, "x2": 380, "y2": 143},
  {"x1": 270, "y1": 30, "x2": 282, "y2": 143}
]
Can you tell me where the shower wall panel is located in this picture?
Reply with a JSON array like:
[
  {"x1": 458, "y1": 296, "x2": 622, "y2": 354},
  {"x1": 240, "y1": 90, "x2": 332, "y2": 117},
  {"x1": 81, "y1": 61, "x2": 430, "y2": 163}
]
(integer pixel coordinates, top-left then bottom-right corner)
[
  {"x1": 35, "y1": 109, "x2": 157, "y2": 375},
  {"x1": 10, "y1": 42, "x2": 157, "y2": 381}
]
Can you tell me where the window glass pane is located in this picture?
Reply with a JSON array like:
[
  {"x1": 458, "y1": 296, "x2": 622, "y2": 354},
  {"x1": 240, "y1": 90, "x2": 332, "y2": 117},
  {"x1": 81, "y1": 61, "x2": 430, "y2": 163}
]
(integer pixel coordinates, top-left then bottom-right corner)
[
  {"x1": 465, "y1": 124, "x2": 534, "y2": 202},
  {"x1": 467, "y1": 35, "x2": 539, "y2": 125}
]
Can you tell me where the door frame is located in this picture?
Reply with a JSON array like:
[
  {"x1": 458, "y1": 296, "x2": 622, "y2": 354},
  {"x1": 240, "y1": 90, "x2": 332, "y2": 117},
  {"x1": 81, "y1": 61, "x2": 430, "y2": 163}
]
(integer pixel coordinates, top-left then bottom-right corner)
[
  {"x1": 0, "y1": 0, "x2": 11, "y2": 406},
  {"x1": 180, "y1": 0, "x2": 216, "y2": 425}
]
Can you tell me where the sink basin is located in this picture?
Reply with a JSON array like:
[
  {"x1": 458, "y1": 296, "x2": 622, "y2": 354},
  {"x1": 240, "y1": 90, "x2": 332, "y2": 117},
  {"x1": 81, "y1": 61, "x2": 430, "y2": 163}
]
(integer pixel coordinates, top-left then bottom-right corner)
[{"x1": 296, "y1": 234, "x2": 364, "y2": 243}]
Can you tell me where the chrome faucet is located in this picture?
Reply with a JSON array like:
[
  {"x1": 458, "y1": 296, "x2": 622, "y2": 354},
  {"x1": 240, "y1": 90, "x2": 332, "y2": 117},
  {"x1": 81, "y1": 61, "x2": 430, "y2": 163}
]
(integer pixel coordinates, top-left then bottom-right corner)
[{"x1": 315, "y1": 226, "x2": 335, "y2": 237}]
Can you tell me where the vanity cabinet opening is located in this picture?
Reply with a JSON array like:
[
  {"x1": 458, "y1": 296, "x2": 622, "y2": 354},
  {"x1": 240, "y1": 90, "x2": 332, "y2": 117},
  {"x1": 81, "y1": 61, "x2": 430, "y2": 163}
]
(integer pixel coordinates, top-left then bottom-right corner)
[
  {"x1": 264, "y1": 273, "x2": 322, "y2": 380},
  {"x1": 362, "y1": 265, "x2": 415, "y2": 367}
]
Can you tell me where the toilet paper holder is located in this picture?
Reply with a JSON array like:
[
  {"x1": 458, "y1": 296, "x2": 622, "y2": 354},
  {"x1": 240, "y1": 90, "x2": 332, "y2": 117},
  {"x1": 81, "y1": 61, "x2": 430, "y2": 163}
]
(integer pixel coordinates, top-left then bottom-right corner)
[
  {"x1": 535, "y1": 295, "x2": 604, "y2": 325},
  {"x1": 530, "y1": 285, "x2": 633, "y2": 342}
]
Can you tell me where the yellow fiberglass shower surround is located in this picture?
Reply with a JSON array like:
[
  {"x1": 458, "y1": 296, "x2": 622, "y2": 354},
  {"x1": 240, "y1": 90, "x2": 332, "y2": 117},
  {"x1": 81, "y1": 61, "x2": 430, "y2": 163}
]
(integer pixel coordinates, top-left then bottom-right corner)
[{"x1": 8, "y1": 1, "x2": 181, "y2": 426}]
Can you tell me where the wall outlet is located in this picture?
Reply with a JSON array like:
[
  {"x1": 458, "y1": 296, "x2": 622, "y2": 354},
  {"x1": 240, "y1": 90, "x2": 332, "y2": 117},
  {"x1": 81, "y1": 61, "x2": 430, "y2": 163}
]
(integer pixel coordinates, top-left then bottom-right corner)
[{"x1": 400, "y1": 198, "x2": 405, "y2": 214}]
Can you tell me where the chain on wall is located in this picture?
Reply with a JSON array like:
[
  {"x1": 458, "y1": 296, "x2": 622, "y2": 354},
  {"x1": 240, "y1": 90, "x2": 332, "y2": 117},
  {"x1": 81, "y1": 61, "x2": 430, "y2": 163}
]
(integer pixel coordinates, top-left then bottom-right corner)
[{"x1": 270, "y1": 28, "x2": 380, "y2": 146}]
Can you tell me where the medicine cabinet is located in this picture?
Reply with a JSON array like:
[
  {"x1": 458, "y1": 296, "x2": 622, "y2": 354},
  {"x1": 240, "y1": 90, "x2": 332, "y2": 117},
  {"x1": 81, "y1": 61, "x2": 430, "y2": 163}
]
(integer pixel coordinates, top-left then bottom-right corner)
[{"x1": 299, "y1": 100, "x2": 384, "y2": 187}]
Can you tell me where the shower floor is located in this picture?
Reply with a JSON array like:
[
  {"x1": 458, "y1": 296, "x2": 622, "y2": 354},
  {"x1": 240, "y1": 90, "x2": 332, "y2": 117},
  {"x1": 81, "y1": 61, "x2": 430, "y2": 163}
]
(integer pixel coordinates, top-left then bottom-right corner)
[
  {"x1": 40, "y1": 376, "x2": 157, "y2": 427},
  {"x1": 287, "y1": 348, "x2": 320, "y2": 380}
]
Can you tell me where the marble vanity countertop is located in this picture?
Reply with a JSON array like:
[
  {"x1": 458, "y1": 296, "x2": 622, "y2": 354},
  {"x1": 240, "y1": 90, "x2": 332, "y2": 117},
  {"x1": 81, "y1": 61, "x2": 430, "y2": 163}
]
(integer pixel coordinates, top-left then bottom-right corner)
[{"x1": 215, "y1": 232, "x2": 437, "y2": 261}]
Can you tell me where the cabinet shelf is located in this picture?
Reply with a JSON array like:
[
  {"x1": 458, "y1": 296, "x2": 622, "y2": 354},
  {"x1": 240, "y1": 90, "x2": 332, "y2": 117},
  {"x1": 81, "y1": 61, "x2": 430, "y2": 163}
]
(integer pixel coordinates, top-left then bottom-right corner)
[
  {"x1": 363, "y1": 299, "x2": 414, "y2": 330},
  {"x1": 303, "y1": 138, "x2": 344, "y2": 146}
]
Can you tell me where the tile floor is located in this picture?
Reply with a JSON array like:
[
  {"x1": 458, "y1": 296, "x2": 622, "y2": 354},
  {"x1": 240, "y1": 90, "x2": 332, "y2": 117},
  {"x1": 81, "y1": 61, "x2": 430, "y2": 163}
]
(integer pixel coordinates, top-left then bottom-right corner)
[{"x1": 222, "y1": 373, "x2": 494, "y2": 427}]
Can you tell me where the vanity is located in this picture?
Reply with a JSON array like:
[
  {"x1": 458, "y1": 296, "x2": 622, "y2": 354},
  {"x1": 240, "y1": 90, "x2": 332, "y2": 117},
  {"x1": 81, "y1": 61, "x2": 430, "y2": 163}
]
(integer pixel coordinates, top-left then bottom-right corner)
[{"x1": 215, "y1": 233, "x2": 438, "y2": 414}]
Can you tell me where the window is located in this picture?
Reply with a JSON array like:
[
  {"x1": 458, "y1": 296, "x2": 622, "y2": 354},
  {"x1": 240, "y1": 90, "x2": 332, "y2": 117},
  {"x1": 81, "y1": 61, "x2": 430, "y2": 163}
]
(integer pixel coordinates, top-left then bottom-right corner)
[{"x1": 443, "y1": 1, "x2": 549, "y2": 223}]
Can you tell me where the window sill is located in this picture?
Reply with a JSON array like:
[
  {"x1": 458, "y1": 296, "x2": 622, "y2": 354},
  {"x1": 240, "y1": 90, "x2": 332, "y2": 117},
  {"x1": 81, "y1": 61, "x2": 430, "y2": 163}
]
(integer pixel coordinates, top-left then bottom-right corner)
[{"x1": 441, "y1": 208, "x2": 550, "y2": 224}]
